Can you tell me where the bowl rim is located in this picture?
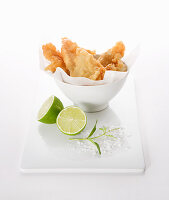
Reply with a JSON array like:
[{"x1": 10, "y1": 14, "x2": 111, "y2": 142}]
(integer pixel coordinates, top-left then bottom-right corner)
[{"x1": 55, "y1": 74, "x2": 128, "y2": 88}]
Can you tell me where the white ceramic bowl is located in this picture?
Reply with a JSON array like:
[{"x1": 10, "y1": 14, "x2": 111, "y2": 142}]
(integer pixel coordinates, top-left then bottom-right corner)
[{"x1": 55, "y1": 76, "x2": 127, "y2": 112}]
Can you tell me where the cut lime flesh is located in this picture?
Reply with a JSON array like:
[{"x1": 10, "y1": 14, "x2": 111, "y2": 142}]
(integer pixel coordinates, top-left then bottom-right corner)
[
  {"x1": 56, "y1": 106, "x2": 87, "y2": 135},
  {"x1": 38, "y1": 96, "x2": 64, "y2": 124}
]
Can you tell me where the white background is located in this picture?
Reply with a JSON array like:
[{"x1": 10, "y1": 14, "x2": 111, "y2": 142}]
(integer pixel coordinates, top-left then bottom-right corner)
[{"x1": 0, "y1": 0, "x2": 169, "y2": 199}]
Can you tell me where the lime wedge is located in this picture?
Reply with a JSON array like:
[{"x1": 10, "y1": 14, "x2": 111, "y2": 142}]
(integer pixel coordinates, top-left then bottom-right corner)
[
  {"x1": 56, "y1": 106, "x2": 87, "y2": 135},
  {"x1": 38, "y1": 96, "x2": 64, "y2": 124}
]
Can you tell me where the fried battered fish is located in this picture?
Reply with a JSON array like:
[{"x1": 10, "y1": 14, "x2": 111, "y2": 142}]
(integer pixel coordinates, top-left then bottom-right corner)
[
  {"x1": 98, "y1": 41, "x2": 127, "y2": 72},
  {"x1": 74, "y1": 48, "x2": 105, "y2": 80},
  {"x1": 42, "y1": 43, "x2": 69, "y2": 74},
  {"x1": 42, "y1": 38, "x2": 127, "y2": 80},
  {"x1": 61, "y1": 38, "x2": 105, "y2": 80},
  {"x1": 105, "y1": 60, "x2": 127, "y2": 72}
]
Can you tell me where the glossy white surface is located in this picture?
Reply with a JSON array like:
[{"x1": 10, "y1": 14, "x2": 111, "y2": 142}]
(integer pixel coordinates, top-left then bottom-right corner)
[
  {"x1": 1, "y1": 0, "x2": 169, "y2": 199},
  {"x1": 20, "y1": 73, "x2": 145, "y2": 173}
]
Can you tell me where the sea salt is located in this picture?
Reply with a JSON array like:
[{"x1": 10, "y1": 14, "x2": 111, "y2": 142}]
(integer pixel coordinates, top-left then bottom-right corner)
[{"x1": 67, "y1": 126, "x2": 131, "y2": 158}]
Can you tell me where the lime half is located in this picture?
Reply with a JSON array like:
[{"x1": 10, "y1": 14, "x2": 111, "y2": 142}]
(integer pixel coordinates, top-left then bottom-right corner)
[
  {"x1": 38, "y1": 96, "x2": 64, "y2": 124},
  {"x1": 56, "y1": 106, "x2": 87, "y2": 135}
]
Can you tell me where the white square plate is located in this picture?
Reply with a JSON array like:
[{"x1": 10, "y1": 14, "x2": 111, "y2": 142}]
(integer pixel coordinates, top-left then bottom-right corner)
[{"x1": 20, "y1": 72, "x2": 145, "y2": 173}]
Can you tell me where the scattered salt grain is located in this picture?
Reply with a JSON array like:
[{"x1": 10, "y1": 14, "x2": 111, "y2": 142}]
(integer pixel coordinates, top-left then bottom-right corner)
[{"x1": 67, "y1": 126, "x2": 131, "y2": 158}]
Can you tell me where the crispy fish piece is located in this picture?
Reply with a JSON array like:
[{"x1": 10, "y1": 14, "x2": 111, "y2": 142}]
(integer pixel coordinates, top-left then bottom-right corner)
[
  {"x1": 61, "y1": 38, "x2": 105, "y2": 80},
  {"x1": 112, "y1": 58, "x2": 127, "y2": 72},
  {"x1": 105, "y1": 61, "x2": 127, "y2": 72},
  {"x1": 74, "y1": 48, "x2": 105, "y2": 80},
  {"x1": 98, "y1": 41, "x2": 125, "y2": 66},
  {"x1": 105, "y1": 64, "x2": 117, "y2": 71},
  {"x1": 98, "y1": 41, "x2": 127, "y2": 72},
  {"x1": 61, "y1": 38, "x2": 78, "y2": 74},
  {"x1": 86, "y1": 49, "x2": 96, "y2": 55},
  {"x1": 42, "y1": 38, "x2": 126, "y2": 80},
  {"x1": 42, "y1": 43, "x2": 69, "y2": 74}
]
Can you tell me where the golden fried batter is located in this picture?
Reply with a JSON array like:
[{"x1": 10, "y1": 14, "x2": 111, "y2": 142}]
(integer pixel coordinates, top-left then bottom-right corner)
[
  {"x1": 42, "y1": 43, "x2": 69, "y2": 74},
  {"x1": 61, "y1": 38, "x2": 105, "y2": 80},
  {"x1": 42, "y1": 38, "x2": 127, "y2": 80},
  {"x1": 61, "y1": 38, "x2": 78, "y2": 74},
  {"x1": 105, "y1": 61, "x2": 127, "y2": 72},
  {"x1": 86, "y1": 49, "x2": 96, "y2": 55},
  {"x1": 105, "y1": 64, "x2": 117, "y2": 71},
  {"x1": 98, "y1": 41, "x2": 127, "y2": 72},
  {"x1": 74, "y1": 48, "x2": 105, "y2": 80},
  {"x1": 98, "y1": 41, "x2": 125, "y2": 66}
]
